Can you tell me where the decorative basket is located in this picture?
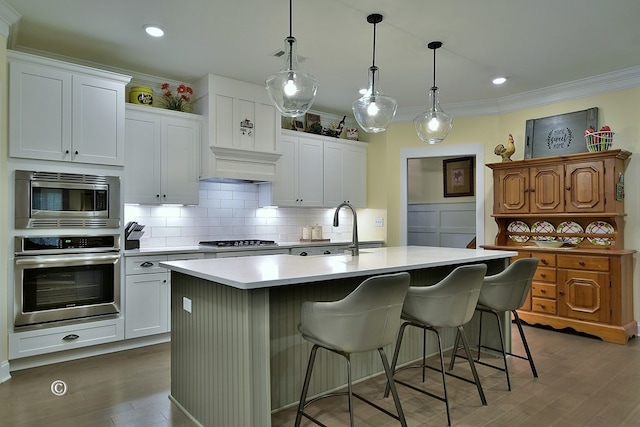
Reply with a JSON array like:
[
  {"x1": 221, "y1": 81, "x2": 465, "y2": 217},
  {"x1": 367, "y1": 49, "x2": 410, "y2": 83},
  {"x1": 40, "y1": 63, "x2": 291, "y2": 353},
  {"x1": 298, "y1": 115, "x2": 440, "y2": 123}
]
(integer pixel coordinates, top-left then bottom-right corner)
[{"x1": 584, "y1": 131, "x2": 614, "y2": 152}]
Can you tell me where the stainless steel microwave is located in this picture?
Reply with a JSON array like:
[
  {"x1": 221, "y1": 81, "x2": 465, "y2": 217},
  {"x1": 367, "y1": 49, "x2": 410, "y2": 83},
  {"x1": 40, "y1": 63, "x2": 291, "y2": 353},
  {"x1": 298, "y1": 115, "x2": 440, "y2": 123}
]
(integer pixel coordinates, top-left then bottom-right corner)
[{"x1": 15, "y1": 170, "x2": 121, "y2": 229}]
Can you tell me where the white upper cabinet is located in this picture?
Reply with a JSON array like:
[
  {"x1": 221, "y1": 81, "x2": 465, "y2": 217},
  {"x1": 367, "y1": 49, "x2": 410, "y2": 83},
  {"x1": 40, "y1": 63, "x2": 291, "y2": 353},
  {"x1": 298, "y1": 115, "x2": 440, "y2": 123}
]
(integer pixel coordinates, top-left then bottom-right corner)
[
  {"x1": 192, "y1": 74, "x2": 281, "y2": 181},
  {"x1": 8, "y1": 51, "x2": 130, "y2": 166},
  {"x1": 267, "y1": 130, "x2": 367, "y2": 208},
  {"x1": 124, "y1": 105, "x2": 201, "y2": 205},
  {"x1": 323, "y1": 139, "x2": 367, "y2": 208},
  {"x1": 271, "y1": 133, "x2": 324, "y2": 207}
]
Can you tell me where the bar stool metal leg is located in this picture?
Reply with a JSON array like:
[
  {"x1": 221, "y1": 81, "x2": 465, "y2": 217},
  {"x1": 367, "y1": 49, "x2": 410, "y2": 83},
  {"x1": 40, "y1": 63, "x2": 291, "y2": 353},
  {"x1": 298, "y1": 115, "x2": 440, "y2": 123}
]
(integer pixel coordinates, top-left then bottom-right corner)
[
  {"x1": 513, "y1": 310, "x2": 538, "y2": 378},
  {"x1": 295, "y1": 345, "x2": 320, "y2": 427}
]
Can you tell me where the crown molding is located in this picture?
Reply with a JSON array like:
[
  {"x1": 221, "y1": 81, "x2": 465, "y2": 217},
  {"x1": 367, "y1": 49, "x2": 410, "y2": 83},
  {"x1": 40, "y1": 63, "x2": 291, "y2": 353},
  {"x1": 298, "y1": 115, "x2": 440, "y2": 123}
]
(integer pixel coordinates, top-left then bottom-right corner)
[
  {"x1": 0, "y1": 0, "x2": 20, "y2": 39},
  {"x1": 395, "y1": 65, "x2": 640, "y2": 122}
]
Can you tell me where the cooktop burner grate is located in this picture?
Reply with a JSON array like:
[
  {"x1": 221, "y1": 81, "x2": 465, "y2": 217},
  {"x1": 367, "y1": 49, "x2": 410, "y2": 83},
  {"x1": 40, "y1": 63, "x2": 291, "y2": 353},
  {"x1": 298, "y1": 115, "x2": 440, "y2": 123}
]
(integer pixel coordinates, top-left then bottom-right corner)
[{"x1": 199, "y1": 240, "x2": 277, "y2": 247}]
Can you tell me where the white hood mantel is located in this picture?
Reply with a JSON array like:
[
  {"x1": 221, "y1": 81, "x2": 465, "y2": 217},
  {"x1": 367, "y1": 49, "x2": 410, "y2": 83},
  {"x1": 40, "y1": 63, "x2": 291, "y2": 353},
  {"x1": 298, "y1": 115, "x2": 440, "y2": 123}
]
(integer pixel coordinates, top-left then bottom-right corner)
[
  {"x1": 201, "y1": 146, "x2": 282, "y2": 182},
  {"x1": 193, "y1": 73, "x2": 283, "y2": 183}
]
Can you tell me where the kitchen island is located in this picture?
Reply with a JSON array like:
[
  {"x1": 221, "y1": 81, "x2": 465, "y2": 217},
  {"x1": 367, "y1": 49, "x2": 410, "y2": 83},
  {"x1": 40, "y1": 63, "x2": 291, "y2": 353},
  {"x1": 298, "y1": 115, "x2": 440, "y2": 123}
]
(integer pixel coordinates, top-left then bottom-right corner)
[{"x1": 160, "y1": 246, "x2": 516, "y2": 427}]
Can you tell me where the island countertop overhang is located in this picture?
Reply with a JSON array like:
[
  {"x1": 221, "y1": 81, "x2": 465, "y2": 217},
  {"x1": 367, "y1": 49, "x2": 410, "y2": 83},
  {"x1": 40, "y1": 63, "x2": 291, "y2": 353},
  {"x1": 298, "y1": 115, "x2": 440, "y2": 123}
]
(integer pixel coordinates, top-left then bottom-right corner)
[{"x1": 159, "y1": 246, "x2": 518, "y2": 290}]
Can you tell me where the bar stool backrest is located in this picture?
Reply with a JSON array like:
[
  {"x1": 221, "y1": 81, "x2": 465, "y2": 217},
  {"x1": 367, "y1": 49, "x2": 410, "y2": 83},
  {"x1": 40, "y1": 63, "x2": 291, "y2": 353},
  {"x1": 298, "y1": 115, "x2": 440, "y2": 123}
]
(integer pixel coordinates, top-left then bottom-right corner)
[
  {"x1": 401, "y1": 264, "x2": 488, "y2": 328},
  {"x1": 299, "y1": 272, "x2": 411, "y2": 354},
  {"x1": 478, "y1": 258, "x2": 539, "y2": 312}
]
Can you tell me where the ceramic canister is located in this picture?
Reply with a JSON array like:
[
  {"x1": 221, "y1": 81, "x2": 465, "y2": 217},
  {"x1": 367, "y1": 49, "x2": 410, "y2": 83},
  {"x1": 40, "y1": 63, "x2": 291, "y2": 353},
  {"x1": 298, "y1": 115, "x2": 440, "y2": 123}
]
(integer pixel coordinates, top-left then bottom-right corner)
[{"x1": 130, "y1": 86, "x2": 154, "y2": 106}]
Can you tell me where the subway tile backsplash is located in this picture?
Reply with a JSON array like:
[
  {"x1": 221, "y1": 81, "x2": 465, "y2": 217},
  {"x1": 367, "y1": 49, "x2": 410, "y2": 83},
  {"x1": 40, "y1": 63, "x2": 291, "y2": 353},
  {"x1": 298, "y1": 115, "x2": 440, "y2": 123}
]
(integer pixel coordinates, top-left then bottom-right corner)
[{"x1": 124, "y1": 181, "x2": 354, "y2": 248}]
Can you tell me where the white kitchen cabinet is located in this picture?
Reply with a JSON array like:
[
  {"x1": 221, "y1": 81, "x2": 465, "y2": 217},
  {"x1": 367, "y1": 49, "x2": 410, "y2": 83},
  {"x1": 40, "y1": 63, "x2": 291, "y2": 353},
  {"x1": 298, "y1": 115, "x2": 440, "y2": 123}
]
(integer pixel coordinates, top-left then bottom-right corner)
[
  {"x1": 124, "y1": 253, "x2": 204, "y2": 339},
  {"x1": 323, "y1": 139, "x2": 367, "y2": 208},
  {"x1": 124, "y1": 104, "x2": 201, "y2": 205},
  {"x1": 8, "y1": 51, "x2": 130, "y2": 166},
  {"x1": 271, "y1": 133, "x2": 324, "y2": 206},
  {"x1": 9, "y1": 318, "x2": 124, "y2": 360},
  {"x1": 193, "y1": 74, "x2": 281, "y2": 181}
]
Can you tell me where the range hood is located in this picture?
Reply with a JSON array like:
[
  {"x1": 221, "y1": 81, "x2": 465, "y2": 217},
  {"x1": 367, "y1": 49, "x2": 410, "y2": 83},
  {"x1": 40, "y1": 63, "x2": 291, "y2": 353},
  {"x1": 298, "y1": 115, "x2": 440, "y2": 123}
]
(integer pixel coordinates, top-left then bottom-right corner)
[
  {"x1": 193, "y1": 73, "x2": 283, "y2": 183},
  {"x1": 199, "y1": 146, "x2": 282, "y2": 182}
]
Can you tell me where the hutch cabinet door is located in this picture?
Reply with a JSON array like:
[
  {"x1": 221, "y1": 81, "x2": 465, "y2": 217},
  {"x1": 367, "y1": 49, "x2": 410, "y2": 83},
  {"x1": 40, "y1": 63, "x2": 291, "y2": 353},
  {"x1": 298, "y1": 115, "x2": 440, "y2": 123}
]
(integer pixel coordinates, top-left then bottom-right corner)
[
  {"x1": 564, "y1": 160, "x2": 605, "y2": 212},
  {"x1": 494, "y1": 168, "x2": 529, "y2": 213},
  {"x1": 529, "y1": 165, "x2": 564, "y2": 213},
  {"x1": 557, "y1": 269, "x2": 610, "y2": 323}
]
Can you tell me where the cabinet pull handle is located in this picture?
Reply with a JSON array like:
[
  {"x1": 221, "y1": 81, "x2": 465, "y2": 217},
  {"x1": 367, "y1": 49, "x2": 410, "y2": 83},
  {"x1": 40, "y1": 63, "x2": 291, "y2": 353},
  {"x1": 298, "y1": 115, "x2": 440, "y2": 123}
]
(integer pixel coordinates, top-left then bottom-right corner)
[
  {"x1": 323, "y1": 250, "x2": 331, "y2": 254},
  {"x1": 299, "y1": 251, "x2": 308, "y2": 256},
  {"x1": 541, "y1": 274, "x2": 546, "y2": 278},
  {"x1": 579, "y1": 261, "x2": 586, "y2": 266},
  {"x1": 559, "y1": 291, "x2": 564, "y2": 296},
  {"x1": 542, "y1": 260, "x2": 548, "y2": 265},
  {"x1": 540, "y1": 289, "x2": 546, "y2": 293},
  {"x1": 140, "y1": 261, "x2": 154, "y2": 267},
  {"x1": 74, "y1": 150, "x2": 79, "y2": 155},
  {"x1": 63, "y1": 334, "x2": 79, "y2": 341},
  {"x1": 65, "y1": 150, "x2": 70, "y2": 154},
  {"x1": 529, "y1": 188, "x2": 535, "y2": 193}
]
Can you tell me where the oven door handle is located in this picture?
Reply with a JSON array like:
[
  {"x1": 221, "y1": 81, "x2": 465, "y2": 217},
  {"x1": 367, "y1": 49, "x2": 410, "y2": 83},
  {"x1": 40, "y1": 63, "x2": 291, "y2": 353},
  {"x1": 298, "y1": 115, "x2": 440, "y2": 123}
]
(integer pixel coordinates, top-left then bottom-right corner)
[{"x1": 15, "y1": 253, "x2": 121, "y2": 265}]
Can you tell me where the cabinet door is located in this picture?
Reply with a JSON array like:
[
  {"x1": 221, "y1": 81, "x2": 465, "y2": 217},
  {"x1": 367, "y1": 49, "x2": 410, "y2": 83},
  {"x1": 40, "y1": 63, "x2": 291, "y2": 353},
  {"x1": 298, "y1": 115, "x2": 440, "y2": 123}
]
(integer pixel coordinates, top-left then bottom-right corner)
[
  {"x1": 557, "y1": 269, "x2": 610, "y2": 323},
  {"x1": 565, "y1": 161, "x2": 605, "y2": 212},
  {"x1": 494, "y1": 168, "x2": 529, "y2": 213},
  {"x1": 161, "y1": 116, "x2": 200, "y2": 205},
  {"x1": 125, "y1": 272, "x2": 169, "y2": 339},
  {"x1": 529, "y1": 165, "x2": 564, "y2": 213},
  {"x1": 9, "y1": 60, "x2": 72, "y2": 161},
  {"x1": 72, "y1": 75, "x2": 125, "y2": 165},
  {"x1": 124, "y1": 110, "x2": 163, "y2": 204},
  {"x1": 273, "y1": 135, "x2": 298, "y2": 205},
  {"x1": 323, "y1": 140, "x2": 367, "y2": 208},
  {"x1": 297, "y1": 137, "x2": 324, "y2": 206}
]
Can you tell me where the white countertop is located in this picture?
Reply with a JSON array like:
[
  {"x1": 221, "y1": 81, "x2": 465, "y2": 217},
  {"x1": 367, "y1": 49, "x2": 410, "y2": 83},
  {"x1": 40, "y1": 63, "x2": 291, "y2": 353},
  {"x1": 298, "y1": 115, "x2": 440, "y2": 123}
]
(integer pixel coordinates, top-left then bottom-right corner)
[
  {"x1": 124, "y1": 240, "x2": 384, "y2": 256},
  {"x1": 160, "y1": 246, "x2": 517, "y2": 290}
]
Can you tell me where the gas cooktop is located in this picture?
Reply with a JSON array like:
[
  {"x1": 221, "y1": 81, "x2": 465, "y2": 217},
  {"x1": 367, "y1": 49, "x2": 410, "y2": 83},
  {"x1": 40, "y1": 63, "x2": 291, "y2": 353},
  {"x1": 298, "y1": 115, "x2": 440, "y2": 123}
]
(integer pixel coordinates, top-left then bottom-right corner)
[{"x1": 199, "y1": 240, "x2": 277, "y2": 247}]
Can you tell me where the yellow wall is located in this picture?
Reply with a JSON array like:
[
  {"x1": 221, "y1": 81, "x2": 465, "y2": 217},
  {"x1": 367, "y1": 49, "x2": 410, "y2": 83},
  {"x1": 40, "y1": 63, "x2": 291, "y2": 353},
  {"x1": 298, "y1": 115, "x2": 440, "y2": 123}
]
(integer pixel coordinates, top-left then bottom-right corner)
[{"x1": 370, "y1": 88, "x2": 640, "y2": 319}]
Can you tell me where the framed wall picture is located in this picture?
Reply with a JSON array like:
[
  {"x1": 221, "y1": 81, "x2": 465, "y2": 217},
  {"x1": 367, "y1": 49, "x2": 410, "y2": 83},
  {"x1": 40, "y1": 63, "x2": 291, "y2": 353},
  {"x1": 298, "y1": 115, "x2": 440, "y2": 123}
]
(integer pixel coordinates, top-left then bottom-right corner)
[
  {"x1": 443, "y1": 156, "x2": 474, "y2": 197},
  {"x1": 305, "y1": 113, "x2": 321, "y2": 131},
  {"x1": 524, "y1": 107, "x2": 598, "y2": 159}
]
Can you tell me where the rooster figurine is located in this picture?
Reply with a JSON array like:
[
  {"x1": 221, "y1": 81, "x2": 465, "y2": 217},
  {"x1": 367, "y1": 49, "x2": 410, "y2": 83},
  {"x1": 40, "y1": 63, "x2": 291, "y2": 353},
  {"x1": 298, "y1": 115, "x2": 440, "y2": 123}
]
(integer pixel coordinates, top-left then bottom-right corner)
[{"x1": 494, "y1": 133, "x2": 516, "y2": 162}]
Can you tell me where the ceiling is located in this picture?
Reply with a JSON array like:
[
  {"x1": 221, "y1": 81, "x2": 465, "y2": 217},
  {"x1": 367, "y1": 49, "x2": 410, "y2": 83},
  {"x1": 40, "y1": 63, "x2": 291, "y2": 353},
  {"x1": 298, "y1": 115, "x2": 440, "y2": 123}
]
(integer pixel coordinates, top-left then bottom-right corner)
[{"x1": 5, "y1": 0, "x2": 640, "y2": 117}]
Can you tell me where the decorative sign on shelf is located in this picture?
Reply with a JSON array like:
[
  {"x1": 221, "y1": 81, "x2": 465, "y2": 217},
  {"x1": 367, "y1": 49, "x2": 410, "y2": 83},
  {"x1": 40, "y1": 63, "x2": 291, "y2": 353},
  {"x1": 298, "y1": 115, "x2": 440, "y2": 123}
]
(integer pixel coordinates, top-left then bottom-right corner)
[
  {"x1": 524, "y1": 107, "x2": 598, "y2": 159},
  {"x1": 240, "y1": 118, "x2": 253, "y2": 136}
]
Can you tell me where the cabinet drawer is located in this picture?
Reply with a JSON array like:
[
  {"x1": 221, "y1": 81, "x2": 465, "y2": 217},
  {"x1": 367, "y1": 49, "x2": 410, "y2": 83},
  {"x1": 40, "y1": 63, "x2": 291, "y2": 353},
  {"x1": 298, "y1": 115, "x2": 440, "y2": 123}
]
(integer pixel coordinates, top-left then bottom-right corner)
[
  {"x1": 125, "y1": 256, "x2": 168, "y2": 275},
  {"x1": 9, "y1": 319, "x2": 124, "y2": 359},
  {"x1": 534, "y1": 267, "x2": 556, "y2": 283},
  {"x1": 532, "y1": 282, "x2": 556, "y2": 299},
  {"x1": 535, "y1": 253, "x2": 556, "y2": 267},
  {"x1": 557, "y1": 255, "x2": 609, "y2": 271},
  {"x1": 532, "y1": 297, "x2": 556, "y2": 315}
]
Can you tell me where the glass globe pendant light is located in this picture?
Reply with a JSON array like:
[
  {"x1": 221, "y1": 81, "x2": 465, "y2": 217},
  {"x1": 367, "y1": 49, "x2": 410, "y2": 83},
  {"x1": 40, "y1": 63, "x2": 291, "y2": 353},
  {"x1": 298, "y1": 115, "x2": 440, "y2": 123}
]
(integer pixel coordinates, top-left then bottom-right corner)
[
  {"x1": 352, "y1": 13, "x2": 397, "y2": 133},
  {"x1": 414, "y1": 41, "x2": 453, "y2": 144},
  {"x1": 266, "y1": 0, "x2": 319, "y2": 117}
]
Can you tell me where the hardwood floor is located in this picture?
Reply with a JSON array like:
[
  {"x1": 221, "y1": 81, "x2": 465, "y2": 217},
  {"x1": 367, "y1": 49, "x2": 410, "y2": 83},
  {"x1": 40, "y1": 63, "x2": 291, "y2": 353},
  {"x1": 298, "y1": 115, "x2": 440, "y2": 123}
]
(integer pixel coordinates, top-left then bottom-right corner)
[{"x1": 2, "y1": 324, "x2": 640, "y2": 426}]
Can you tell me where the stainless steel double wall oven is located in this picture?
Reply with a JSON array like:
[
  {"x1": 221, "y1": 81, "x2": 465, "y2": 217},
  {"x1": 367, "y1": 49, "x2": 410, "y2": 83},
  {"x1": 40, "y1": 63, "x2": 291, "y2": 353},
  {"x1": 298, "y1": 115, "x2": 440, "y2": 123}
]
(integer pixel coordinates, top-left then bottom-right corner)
[{"x1": 13, "y1": 170, "x2": 122, "y2": 327}]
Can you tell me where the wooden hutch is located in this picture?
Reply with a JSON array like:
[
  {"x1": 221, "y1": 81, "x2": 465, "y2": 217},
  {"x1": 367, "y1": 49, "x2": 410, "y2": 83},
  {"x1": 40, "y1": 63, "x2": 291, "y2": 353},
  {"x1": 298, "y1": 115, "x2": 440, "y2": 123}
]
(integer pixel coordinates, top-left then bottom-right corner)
[{"x1": 484, "y1": 149, "x2": 636, "y2": 344}]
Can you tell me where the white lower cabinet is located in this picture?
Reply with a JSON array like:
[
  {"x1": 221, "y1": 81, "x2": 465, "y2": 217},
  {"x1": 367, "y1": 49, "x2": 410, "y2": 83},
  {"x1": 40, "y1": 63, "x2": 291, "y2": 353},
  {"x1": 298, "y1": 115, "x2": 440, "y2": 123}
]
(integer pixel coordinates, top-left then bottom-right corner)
[
  {"x1": 9, "y1": 317, "x2": 124, "y2": 359},
  {"x1": 124, "y1": 253, "x2": 204, "y2": 339}
]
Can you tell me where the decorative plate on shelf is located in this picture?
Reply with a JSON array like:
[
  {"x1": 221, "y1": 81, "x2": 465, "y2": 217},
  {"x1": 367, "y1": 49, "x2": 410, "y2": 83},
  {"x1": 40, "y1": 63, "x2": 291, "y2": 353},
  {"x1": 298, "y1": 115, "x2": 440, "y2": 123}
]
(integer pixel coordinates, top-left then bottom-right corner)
[
  {"x1": 531, "y1": 220, "x2": 555, "y2": 241},
  {"x1": 507, "y1": 220, "x2": 530, "y2": 242},
  {"x1": 585, "y1": 221, "x2": 614, "y2": 246},
  {"x1": 556, "y1": 221, "x2": 584, "y2": 244}
]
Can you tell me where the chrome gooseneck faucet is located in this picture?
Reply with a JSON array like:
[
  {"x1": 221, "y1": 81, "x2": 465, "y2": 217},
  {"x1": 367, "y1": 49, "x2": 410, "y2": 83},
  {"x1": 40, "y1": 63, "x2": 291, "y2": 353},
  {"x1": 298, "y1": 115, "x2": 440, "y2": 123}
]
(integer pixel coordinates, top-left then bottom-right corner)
[{"x1": 333, "y1": 202, "x2": 359, "y2": 256}]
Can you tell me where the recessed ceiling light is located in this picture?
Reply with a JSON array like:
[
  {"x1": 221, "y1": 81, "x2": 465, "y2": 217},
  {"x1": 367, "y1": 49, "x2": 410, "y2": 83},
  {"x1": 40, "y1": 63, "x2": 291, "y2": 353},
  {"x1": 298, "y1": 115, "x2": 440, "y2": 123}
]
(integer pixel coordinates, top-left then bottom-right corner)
[
  {"x1": 492, "y1": 76, "x2": 507, "y2": 85},
  {"x1": 144, "y1": 25, "x2": 164, "y2": 37}
]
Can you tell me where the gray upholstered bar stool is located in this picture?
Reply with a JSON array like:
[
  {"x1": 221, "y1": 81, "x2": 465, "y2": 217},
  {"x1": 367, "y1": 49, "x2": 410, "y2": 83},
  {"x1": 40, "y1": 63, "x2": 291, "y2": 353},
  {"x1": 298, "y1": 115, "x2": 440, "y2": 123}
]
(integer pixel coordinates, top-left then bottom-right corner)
[
  {"x1": 384, "y1": 264, "x2": 488, "y2": 427},
  {"x1": 294, "y1": 272, "x2": 411, "y2": 427},
  {"x1": 449, "y1": 257, "x2": 539, "y2": 391}
]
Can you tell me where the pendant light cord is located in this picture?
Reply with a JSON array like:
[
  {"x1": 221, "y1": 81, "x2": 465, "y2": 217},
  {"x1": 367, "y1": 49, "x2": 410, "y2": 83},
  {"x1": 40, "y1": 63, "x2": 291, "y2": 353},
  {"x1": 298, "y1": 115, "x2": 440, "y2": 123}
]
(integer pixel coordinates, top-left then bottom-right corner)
[
  {"x1": 371, "y1": 21, "x2": 377, "y2": 68},
  {"x1": 288, "y1": 0, "x2": 293, "y2": 71},
  {"x1": 432, "y1": 46, "x2": 437, "y2": 89}
]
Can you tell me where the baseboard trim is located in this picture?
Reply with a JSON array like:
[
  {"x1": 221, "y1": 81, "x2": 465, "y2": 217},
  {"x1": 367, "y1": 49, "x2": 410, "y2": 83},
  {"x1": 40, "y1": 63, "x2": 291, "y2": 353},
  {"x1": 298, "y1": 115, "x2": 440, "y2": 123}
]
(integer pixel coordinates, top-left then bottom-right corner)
[
  {"x1": 0, "y1": 360, "x2": 12, "y2": 384},
  {"x1": 7, "y1": 333, "x2": 170, "y2": 372}
]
